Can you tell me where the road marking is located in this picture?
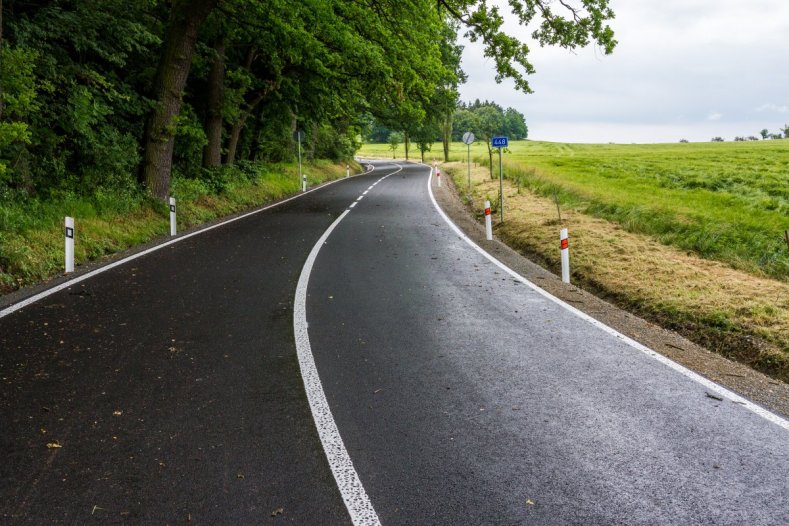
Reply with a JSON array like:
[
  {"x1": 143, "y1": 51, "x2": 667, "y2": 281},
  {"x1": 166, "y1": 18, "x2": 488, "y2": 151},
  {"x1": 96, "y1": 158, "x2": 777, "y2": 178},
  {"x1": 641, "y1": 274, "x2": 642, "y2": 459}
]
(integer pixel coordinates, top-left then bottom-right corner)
[
  {"x1": 293, "y1": 164, "x2": 402, "y2": 526},
  {"x1": 423, "y1": 163, "x2": 789, "y2": 432},
  {"x1": 0, "y1": 164, "x2": 376, "y2": 320}
]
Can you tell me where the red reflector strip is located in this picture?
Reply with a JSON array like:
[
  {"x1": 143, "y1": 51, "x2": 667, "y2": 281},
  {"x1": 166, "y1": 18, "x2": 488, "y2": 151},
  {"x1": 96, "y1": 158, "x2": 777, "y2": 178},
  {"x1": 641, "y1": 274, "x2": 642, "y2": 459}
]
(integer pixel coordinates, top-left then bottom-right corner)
[
  {"x1": 561, "y1": 238, "x2": 569, "y2": 250},
  {"x1": 484, "y1": 208, "x2": 491, "y2": 215}
]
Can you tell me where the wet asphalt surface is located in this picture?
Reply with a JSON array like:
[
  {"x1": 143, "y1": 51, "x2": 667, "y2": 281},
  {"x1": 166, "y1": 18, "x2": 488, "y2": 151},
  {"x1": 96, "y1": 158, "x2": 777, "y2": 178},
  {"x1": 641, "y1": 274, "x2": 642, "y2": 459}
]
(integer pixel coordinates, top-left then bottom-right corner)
[
  {"x1": 1, "y1": 162, "x2": 788, "y2": 525},
  {"x1": 0, "y1": 172, "x2": 373, "y2": 524}
]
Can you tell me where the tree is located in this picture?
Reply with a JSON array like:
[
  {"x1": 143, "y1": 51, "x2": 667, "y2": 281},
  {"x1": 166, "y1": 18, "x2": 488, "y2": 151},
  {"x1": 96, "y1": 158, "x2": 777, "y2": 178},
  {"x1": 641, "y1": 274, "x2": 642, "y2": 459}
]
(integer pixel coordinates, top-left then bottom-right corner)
[
  {"x1": 503, "y1": 108, "x2": 528, "y2": 140},
  {"x1": 142, "y1": 0, "x2": 218, "y2": 200},
  {"x1": 760, "y1": 129, "x2": 769, "y2": 140},
  {"x1": 413, "y1": 120, "x2": 441, "y2": 163},
  {"x1": 474, "y1": 105, "x2": 506, "y2": 178},
  {"x1": 452, "y1": 107, "x2": 478, "y2": 141},
  {"x1": 782, "y1": 124, "x2": 789, "y2": 139},
  {"x1": 389, "y1": 132, "x2": 403, "y2": 159},
  {"x1": 438, "y1": 0, "x2": 616, "y2": 94}
]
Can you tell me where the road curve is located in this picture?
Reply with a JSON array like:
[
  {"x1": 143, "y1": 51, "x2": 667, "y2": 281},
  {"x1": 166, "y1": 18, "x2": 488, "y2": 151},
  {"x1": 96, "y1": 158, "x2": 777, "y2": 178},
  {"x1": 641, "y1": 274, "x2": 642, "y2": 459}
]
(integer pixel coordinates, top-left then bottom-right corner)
[
  {"x1": 304, "y1": 162, "x2": 788, "y2": 525},
  {"x1": 1, "y1": 161, "x2": 786, "y2": 525},
  {"x1": 0, "y1": 169, "x2": 390, "y2": 524}
]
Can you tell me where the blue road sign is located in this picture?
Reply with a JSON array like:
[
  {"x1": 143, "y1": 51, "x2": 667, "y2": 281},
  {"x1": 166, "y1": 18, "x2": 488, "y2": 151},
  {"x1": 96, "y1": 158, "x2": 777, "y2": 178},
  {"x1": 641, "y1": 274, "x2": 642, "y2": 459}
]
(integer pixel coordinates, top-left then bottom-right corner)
[{"x1": 492, "y1": 136, "x2": 508, "y2": 148}]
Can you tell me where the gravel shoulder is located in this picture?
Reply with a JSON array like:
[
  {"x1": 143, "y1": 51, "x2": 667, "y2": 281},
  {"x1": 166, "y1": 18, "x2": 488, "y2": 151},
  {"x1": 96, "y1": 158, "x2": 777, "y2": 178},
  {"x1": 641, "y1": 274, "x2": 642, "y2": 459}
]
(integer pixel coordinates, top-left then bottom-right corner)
[{"x1": 431, "y1": 165, "x2": 789, "y2": 419}]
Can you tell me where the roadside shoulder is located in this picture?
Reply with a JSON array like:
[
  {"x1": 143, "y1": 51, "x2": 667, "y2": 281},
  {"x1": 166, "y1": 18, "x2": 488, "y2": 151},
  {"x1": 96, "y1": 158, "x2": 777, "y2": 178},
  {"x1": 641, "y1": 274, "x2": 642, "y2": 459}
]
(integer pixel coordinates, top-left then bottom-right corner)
[{"x1": 432, "y1": 167, "x2": 789, "y2": 419}]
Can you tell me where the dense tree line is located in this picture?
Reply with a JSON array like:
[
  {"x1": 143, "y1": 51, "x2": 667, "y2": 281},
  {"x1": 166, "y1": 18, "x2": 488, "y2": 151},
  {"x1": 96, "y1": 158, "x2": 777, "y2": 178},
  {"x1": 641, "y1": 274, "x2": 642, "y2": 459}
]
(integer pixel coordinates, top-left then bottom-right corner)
[{"x1": 0, "y1": 0, "x2": 616, "y2": 201}]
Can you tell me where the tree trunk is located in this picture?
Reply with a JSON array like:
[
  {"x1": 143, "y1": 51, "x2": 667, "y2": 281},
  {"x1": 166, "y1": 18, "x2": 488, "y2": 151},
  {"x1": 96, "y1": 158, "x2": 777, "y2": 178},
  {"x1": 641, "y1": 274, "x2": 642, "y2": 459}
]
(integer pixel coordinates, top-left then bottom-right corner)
[
  {"x1": 442, "y1": 112, "x2": 452, "y2": 162},
  {"x1": 202, "y1": 35, "x2": 225, "y2": 168},
  {"x1": 404, "y1": 132, "x2": 409, "y2": 160},
  {"x1": 487, "y1": 144, "x2": 494, "y2": 179},
  {"x1": 141, "y1": 0, "x2": 217, "y2": 200},
  {"x1": 0, "y1": 0, "x2": 5, "y2": 121},
  {"x1": 225, "y1": 90, "x2": 267, "y2": 164}
]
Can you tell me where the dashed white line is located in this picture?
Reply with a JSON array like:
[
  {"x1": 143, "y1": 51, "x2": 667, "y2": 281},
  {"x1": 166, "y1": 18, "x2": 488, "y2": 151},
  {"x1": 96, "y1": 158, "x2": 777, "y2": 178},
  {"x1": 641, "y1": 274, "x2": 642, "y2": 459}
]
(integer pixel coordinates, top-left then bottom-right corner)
[{"x1": 423, "y1": 163, "x2": 789, "y2": 432}]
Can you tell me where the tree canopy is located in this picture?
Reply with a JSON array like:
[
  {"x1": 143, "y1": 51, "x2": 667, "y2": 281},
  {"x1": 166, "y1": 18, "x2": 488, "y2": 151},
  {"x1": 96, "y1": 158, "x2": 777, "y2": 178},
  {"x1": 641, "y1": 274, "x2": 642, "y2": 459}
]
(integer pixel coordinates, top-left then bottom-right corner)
[{"x1": 0, "y1": 0, "x2": 616, "y2": 199}]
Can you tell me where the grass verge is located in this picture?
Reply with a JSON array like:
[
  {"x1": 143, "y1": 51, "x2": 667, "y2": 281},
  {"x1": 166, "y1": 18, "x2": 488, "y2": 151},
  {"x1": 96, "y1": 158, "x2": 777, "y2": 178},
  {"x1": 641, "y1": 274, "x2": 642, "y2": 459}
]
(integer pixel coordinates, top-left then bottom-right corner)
[{"x1": 0, "y1": 160, "x2": 353, "y2": 293}]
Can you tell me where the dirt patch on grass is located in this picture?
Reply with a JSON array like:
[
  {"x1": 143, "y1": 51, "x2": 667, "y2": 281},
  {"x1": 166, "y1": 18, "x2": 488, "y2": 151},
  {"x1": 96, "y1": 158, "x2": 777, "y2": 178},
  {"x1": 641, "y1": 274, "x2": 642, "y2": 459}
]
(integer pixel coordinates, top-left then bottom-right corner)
[{"x1": 437, "y1": 162, "x2": 789, "y2": 417}]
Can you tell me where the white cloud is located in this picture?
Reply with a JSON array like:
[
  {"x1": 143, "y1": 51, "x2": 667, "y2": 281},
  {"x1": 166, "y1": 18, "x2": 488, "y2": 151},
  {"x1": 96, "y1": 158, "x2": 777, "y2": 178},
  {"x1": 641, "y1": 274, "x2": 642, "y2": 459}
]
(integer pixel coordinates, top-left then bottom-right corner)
[{"x1": 707, "y1": 113, "x2": 723, "y2": 121}]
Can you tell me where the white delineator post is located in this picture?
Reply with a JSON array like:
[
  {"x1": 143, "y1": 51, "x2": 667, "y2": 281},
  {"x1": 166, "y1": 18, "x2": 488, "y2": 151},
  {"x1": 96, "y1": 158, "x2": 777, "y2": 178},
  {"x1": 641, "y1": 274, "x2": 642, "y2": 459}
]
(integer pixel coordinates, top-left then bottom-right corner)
[
  {"x1": 560, "y1": 228, "x2": 570, "y2": 284},
  {"x1": 346, "y1": 164, "x2": 350, "y2": 178},
  {"x1": 169, "y1": 197, "x2": 177, "y2": 236},
  {"x1": 65, "y1": 216, "x2": 75, "y2": 273},
  {"x1": 436, "y1": 167, "x2": 441, "y2": 187},
  {"x1": 484, "y1": 200, "x2": 493, "y2": 240},
  {"x1": 302, "y1": 174, "x2": 307, "y2": 192}
]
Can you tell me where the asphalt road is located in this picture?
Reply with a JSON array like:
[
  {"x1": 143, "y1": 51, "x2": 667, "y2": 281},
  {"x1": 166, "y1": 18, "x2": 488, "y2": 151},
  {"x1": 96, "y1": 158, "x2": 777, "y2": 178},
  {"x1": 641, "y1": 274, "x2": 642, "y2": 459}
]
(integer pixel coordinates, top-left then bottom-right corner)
[{"x1": 1, "y1": 161, "x2": 787, "y2": 525}]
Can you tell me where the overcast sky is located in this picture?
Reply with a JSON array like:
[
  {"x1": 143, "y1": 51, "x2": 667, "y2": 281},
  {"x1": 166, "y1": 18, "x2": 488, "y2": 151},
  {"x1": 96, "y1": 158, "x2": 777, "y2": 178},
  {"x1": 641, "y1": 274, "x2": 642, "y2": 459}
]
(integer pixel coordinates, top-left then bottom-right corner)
[{"x1": 457, "y1": 0, "x2": 789, "y2": 143}]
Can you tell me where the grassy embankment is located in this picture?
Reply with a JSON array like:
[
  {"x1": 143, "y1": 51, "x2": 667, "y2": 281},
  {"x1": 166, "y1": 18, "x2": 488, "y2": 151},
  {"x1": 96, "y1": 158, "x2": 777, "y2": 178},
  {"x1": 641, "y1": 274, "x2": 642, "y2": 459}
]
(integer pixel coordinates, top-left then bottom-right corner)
[
  {"x1": 360, "y1": 140, "x2": 789, "y2": 380},
  {"x1": 0, "y1": 161, "x2": 352, "y2": 293}
]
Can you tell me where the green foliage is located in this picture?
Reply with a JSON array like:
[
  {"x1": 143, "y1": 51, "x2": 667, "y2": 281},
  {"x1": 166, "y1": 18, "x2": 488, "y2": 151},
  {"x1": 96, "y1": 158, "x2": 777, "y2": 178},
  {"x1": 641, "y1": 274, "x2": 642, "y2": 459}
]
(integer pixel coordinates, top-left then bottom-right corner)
[{"x1": 0, "y1": 0, "x2": 616, "y2": 229}]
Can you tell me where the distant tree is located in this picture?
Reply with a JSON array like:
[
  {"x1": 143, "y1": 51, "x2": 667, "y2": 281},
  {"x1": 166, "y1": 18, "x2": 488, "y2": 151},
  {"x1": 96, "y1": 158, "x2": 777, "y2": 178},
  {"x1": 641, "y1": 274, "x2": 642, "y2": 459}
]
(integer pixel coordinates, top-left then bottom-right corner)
[
  {"x1": 389, "y1": 132, "x2": 403, "y2": 159},
  {"x1": 760, "y1": 129, "x2": 769, "y2": 140},
  {"x1": 474, "y1": 106, "x2": 506, "y2": 178},
  {"x1": 769, "y1": 133, "x2": 783, "y2": 140},
  {"x1": 451, "y1": 108, "x2": 478, "y2": 141},
  {"x1": 366, "y1": 123, "x2": 393, "y2": 143},
  {"x1": 734, "y1": 136, "x2": 745, "y2": 142},
  {"x1": 503, "y1": 108, "x2": 528, "y2": 140},
  {"x1": 748, "y1": 136, "x2": 759, "y2": 141},
  {"x1": 711, "y1": 137, "x2": 724, "y2": 142},
  {"x1": 782, "y1": 124, "x2": 789, "y2": 139},
  {"x1": 413, "y1": 121, "x2": 440, "y2": 163},
  {"x1": 679, "y1": 139, "x2": 689, "y2": 143}
]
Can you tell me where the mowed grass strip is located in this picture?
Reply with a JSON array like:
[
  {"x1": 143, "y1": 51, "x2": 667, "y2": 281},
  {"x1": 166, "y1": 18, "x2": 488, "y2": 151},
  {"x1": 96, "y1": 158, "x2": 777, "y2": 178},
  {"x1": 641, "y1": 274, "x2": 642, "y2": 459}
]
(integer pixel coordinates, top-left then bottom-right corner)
[
  {"x1": 445, "y1": 162, "x2": 789, "y2": 381},
  {"x1": 0, "y1": 161, "x2": 351, "y2": 292}
]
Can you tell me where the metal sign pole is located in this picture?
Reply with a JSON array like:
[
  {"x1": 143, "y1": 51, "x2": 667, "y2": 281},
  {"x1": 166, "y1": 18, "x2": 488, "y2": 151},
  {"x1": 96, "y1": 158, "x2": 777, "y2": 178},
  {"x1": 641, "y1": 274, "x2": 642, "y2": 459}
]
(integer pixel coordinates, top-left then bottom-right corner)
[
  {"x1": 467, "y1": 143, "x2": 471, "y2": 189},
  {"x1": 461, "y1": 131, "x2": 476, "y2": 191},
  {"x1": 499, "y1": 146, "x2": 504, "y2": 223}
]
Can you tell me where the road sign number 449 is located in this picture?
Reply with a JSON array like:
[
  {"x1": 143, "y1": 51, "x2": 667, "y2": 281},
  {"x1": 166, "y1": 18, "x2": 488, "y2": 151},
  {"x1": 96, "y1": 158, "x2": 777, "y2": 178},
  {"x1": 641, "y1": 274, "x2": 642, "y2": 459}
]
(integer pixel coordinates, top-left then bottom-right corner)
[{"x1": 492, "y1": 136, "x2": 508, "y2": 148}]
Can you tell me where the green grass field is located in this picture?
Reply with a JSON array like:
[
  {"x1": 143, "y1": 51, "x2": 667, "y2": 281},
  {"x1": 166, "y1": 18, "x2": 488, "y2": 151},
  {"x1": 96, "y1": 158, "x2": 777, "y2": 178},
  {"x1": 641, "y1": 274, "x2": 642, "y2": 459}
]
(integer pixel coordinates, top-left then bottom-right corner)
[{"x1": 360, "y1": 140, "x2": 789, "y2": 280}]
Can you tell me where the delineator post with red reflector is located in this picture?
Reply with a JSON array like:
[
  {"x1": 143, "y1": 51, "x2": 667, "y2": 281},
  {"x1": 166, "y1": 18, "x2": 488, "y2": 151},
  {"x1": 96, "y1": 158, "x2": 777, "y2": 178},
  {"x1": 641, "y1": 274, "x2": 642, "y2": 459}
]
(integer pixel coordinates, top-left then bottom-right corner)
[
  {"x1": 436, "y1": 167, "x2": 441, "y2": 187},
  {"x1": 484, "y1": 200, "x2": 493, "y2": 240},
  {"x1": 560, "y1": 228, "x2": 570, "y2": 283}
]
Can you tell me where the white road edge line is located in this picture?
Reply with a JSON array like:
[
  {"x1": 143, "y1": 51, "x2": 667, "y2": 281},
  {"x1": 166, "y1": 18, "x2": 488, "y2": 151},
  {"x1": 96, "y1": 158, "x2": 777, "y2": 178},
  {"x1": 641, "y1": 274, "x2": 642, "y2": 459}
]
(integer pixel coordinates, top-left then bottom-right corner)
[
  {"x1": 422, "y1": 163, "x2": 789, "y2": 432},
  {"x1": 0, "y1": 163, "x2": 376, "y2": 320},
  {"x1": 293, "y1": 164, "x2": 402, "y2": 526}
]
